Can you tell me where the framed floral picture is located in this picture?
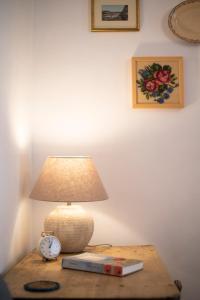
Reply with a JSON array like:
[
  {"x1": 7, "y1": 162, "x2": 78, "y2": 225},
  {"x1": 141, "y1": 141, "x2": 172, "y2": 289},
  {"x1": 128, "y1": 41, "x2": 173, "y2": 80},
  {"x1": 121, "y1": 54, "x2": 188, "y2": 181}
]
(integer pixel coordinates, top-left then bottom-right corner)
[
  {"x1": 132, "y1": 56, "x2": 184, "y2": 108},
  {"x1": 91, "y1": 0, "x2": 140, "y2": 32}
]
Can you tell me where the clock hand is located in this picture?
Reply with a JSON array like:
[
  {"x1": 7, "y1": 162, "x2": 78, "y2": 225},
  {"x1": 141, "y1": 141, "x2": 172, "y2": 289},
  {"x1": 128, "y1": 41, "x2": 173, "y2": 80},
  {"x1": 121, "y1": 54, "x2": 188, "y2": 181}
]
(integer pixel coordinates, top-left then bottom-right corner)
[{"x1": 49, "y1": 240, "x2": 53, "y2": 248}]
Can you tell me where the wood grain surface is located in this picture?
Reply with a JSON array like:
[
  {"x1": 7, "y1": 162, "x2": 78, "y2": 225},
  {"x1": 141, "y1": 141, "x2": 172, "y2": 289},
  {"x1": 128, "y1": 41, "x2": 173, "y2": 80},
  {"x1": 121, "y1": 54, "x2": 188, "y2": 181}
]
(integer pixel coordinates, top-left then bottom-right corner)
[{"x1": 4, "y1": 245, "x2": 180, "y2": 299}]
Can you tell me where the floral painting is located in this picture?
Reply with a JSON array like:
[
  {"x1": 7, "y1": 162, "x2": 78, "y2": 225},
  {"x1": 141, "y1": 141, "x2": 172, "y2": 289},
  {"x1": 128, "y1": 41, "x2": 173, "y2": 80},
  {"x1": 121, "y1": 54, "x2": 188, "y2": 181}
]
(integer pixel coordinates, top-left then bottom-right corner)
[
  {"x1": 137, "y1": 63, "x2": 178, "y2": 104},
  {"x1": 132, "y1": 57, "x2": 184, "y2": 108}
]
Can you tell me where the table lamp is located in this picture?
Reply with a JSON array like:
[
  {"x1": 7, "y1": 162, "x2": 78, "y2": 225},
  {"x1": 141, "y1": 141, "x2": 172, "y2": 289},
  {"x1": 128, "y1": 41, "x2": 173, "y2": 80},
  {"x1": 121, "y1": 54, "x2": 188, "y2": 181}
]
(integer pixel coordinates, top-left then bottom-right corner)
[{"x1": 30, "y1": 156, "x2": 108, "y2": 253}]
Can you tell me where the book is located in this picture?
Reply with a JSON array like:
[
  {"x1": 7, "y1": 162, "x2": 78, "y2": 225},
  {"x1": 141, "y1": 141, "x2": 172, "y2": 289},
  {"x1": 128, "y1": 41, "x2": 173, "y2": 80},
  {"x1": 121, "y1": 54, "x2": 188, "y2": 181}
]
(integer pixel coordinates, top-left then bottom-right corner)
[{"x1": 62, "y1": 252, "x2": 143, "y2": 276}]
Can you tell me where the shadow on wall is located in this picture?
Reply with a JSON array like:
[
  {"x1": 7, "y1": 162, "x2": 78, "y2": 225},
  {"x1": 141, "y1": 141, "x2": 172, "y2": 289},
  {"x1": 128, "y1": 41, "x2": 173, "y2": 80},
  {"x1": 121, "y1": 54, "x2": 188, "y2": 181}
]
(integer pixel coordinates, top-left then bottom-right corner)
[
  {"x1": 0, "y1": 150, "x2": 31, "y2": 274},
  {"x1": 8, "y1": 150, "x2": 32, "y2": 264}
]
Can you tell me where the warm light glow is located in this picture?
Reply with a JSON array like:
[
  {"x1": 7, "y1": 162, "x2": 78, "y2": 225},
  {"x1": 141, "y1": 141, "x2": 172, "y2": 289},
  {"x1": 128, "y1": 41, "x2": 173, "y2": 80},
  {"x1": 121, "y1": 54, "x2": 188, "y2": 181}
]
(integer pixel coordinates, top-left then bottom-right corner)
[
  {"x1": 15, "y1": 124, "x2": 30, "y2": 150},
  {"x1": 31, "y1": 101, "x2": 130, "y2": 146},
  {"x1": 9, "y1": 199, "x2": 31, "y2": 261},
  {"x1": 9, "y1": 98, "x2": 30, "y2": 150}
]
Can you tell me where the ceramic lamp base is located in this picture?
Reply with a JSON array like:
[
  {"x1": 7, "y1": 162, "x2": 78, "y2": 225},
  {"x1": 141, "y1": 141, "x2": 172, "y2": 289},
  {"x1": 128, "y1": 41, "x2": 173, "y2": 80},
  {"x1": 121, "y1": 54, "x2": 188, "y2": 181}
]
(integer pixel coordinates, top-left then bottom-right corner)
[{"x1": 44, "y1": 205, "x2": 94, "y2": 253}]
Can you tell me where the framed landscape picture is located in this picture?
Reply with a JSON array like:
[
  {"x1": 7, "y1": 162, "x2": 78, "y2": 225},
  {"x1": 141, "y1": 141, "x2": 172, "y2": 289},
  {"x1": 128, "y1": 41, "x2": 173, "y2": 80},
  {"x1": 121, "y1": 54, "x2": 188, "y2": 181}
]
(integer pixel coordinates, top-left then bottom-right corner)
[
  {"x1": 91, "y1": 0, "x2": 140, "y2": 32},
  {"x1": 132, "y1": 57, "x2": 184, "y2": 108}
]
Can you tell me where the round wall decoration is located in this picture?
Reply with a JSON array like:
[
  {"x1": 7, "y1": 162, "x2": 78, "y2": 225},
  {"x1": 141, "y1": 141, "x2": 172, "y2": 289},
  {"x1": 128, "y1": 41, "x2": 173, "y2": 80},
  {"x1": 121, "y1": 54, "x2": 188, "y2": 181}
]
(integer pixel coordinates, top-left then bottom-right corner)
[{"x1": 168, "y1": 0, "x2": 200, "y2": 43}]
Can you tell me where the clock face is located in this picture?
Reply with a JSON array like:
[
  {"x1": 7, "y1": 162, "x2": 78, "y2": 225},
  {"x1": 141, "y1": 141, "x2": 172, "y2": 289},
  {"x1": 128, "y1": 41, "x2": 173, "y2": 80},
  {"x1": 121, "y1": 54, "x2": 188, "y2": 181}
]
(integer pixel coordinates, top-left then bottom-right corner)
[{"x1": 39, "y1": 235, "x2": 61, "y2": 260}]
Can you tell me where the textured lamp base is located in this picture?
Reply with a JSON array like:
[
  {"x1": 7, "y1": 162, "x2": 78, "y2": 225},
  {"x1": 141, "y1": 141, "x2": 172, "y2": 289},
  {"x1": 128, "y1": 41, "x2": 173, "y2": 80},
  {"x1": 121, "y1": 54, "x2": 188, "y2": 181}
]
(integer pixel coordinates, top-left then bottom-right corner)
[{"x1": 44, "y1": 205, "x2": 94, "y2": 253}]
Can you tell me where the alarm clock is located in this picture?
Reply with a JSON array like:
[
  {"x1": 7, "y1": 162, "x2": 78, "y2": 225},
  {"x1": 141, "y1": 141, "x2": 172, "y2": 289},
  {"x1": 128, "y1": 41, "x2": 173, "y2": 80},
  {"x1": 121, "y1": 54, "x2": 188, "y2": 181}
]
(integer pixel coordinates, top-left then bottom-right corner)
[{"x1": 38, "y1": 233, "x2": 61, "y2": 260}]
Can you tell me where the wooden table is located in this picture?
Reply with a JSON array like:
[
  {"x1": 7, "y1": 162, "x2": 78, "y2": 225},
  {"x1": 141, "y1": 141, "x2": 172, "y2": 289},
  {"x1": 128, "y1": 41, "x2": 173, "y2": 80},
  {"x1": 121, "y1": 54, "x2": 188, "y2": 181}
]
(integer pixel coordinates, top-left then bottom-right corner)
[{"x1": 4, "y1": 245, "x2": 180, "y2": 299}]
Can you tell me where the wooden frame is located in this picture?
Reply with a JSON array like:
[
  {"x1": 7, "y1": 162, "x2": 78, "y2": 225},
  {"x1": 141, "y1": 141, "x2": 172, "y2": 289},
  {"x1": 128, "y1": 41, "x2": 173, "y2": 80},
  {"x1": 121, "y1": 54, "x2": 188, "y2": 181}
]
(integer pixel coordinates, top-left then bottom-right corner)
[
  {"x1": 132, "y1": 56, "x2": 184, "y2": 109},
  {"x1": 91, "y1": 0, "x2": 140, "y2": 32}
]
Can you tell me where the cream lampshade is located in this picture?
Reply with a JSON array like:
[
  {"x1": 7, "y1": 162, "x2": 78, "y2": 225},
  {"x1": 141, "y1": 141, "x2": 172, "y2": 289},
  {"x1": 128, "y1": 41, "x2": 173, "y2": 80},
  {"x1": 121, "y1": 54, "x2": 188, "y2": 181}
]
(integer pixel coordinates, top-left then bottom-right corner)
[{"x1": 30, "y1": 156, "x2": 108, "y2": 253}]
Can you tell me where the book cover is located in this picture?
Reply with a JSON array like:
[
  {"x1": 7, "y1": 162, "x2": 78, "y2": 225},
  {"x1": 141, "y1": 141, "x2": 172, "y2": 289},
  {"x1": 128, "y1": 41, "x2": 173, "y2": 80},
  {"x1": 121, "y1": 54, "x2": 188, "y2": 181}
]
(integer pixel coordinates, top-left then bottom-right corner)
[{"x1": 62, "y1": 252, "x2": 143, "y2": 276}]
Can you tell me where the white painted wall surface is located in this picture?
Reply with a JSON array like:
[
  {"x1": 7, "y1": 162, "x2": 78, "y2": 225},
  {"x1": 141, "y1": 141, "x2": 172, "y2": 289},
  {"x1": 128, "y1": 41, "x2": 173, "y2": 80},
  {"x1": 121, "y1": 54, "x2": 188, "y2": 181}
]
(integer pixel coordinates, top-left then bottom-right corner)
[
  {"x1": 30, "y1": 1, "x2": 199, "y2": 299},
  {"x1": 0, "y1": 0, "x2": 33, "y2": 273}
]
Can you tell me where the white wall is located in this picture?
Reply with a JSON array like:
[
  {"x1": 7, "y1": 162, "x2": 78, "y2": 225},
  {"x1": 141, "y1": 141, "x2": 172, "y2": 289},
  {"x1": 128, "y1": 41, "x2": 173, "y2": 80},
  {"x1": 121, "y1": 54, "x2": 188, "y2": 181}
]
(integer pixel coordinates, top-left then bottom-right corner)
[
  {"x1": 0, "y1": 0, "x2": 33, "y2": 273},
  {"x1": 30, "y1": 1, "x2": 200, "y2": 299}
]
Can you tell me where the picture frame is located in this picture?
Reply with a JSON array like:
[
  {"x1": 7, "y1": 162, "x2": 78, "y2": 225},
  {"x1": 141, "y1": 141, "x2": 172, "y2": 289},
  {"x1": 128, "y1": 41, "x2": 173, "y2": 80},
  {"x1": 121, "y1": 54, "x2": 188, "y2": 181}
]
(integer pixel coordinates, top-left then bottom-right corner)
[
  {"x1": 132, "y1": 56, "x2": 184, "y2": 109},
  {"x1": 91, "y1": 0, "x2": 140, "y2": 32}
]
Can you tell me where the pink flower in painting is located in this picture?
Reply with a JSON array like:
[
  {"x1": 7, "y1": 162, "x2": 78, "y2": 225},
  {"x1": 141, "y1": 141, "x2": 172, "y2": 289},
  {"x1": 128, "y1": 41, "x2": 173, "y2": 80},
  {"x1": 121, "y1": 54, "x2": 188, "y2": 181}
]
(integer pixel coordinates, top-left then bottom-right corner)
[
  {"x1": 145, "y1": 80, "x2": 158, "y2": 92},
  {"x1": 154, "y1": 70, "x2": 171, "y2": 83}
]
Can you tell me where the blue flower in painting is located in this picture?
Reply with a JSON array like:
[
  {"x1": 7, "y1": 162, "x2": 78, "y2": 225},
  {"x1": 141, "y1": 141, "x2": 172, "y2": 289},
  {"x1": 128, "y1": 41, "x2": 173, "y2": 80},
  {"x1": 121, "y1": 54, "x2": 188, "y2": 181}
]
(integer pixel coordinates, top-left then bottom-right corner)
[
  {"x1": 163, "y1": 93, "x2": 170, "y2": 99},
  {"x1": 157, "y1": 98, "x2": 164, "y2": 104},
  {"x1": 167, "y1": 87, "x2": 173, "y2": 93},
  {"x1": 139, "y1": 69, "x2": 151, "y2": 79}
]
